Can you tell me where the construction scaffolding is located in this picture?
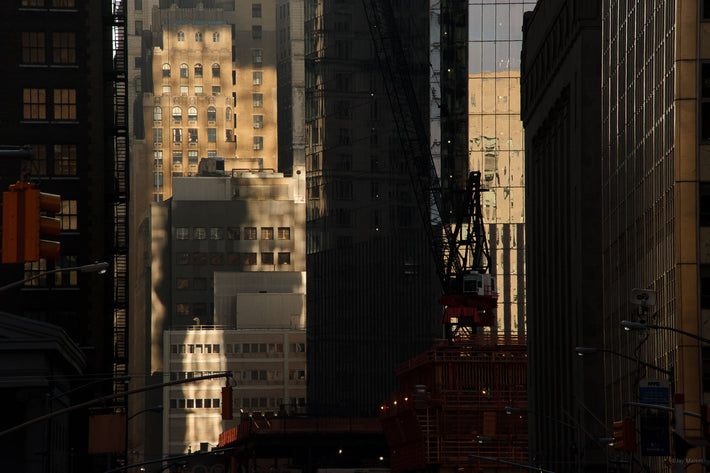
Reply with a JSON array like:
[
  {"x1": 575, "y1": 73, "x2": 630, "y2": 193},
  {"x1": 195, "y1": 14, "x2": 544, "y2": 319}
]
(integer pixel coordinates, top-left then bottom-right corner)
[{"x1": 380, "y1": 333, "x2": 527, "y2": 473}]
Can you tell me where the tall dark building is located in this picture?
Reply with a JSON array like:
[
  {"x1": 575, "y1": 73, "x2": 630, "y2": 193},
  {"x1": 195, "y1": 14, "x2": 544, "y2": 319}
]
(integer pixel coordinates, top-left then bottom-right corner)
[
  {"x1": 521, "y1": 0, "x2": 610, "y2": 472},
  {"x1": 304, "y1": 0, "x2": 440, "y2": 417},
  {"x1": 0, "y1": 0, "x2": 128, "y2": 471}
]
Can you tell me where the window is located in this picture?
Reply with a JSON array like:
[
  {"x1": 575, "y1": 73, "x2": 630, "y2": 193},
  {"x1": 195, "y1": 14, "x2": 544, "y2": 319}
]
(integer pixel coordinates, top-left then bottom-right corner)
[
  {"x1": 188, "y1": 106, "x2": 197, "y2": 120},
  {"x1": 172, "y1": 128, "x2": 182, "y2": 142},
  {"x1": 23, "y1": 88, "x2": 46, "y2": 120},
  {"x1": 176, "y1": 227, "x2": 190, "y2": 240},
  {"x1": 154, "y1": 171, "x2": 163, "y2": 187},
  {"x1": 262, "y1": 252, "x2": 274, "y2": 265},
  {"x1": 180, "y1": 63, "x2": 188, "y2": 78},
  {"x1": 60, "y1": 199, "x2": 78, "y2": 230},
  {"x1": 253, "y1": 115, "x2": 263, "y2": 129},
  {"x1": 208, "y1": 128, "x2": 216, "y2": 142},
  {"x1": 153, "y1": 106, "x2": 162, "y2": 121},
  {"x1": 53, "y1": 89, "x2": 76, "y2": 120},
  {"x1": 53, "y1": 144, "x2": 77, "y2": 176},
  {"x1": 173, "y1": 150, "x2": 183, "y2": 164},
  {"x1": 244, "y1": 227, "x2": 257, "y2": 240},
  {"x1": 194, "y1": 86, "x2": 203, "y2": 95},
  {"x1": 209, "y1": 227, "x2": 223, "y2": 240},
  {"x1": 28, "y1": 144, "x2": 47, "y2": 176},
  {"x1": 226, "y1": 129, "x2": 234, "y2": 142},
  {"x1": 212, "y1": 63, "x2": 220, "y2": 77},
  {"x1": 162, "y1": 63, "x2": 171, "y2": 77},
  {"x1": 195, "y1": 32, "x2": 203, "y2": 42},
  {"x1": 211, "y1": 253, "x2": 224, "y2": 264},
  {"x1": 252, "y1": 49, "x2": 263, "y2": 66},
  {"x1": 22, "y1": 32, "x2": 45, "y2": 64},
  {"x1": 154, "y1": 128, "x2": 162, "y2": 145},
  {"x1": 278, "y1": 227, "x2": 290, "y2": 240},
  {"x1": 252, "y1": 25, "x2": 262, "y2": 40},
  {"x1": 227, "y1": 252, "x2": 240, "y2": 264},
  {"x1": 207, "y1": 106, "x2": 217, "y2": 122},
  {"x1": 52, "y1": 31, "x2": 76, "y2": 64},
  {"x1": 177, "y1": 31, "x2": 185, "y2": 41},
  {"x1": 213, "y1": 32, "x2": 220, "y2": 42},
  {"x1": 226, "y1": 108, "x2": 232, "y2": 121},
  {"x1": 193, "y1": 228, "x2": 207, "y2": 240},
  {"x1": 153, "y1": 150, "x2": 163, "y2": 166},
  {"x1": 253, "y1": 71, "x2": 263, "y2": 85},
  {"x1": 278, "y1": 252, "x2": 291, "y2": 265},
  {"x1": 54, "y1": 256, "x2": 78, "y2": 287},
  {"x1": 172, "y1": 106, "x2": 182, "y2": 121},
  {"x1": 212, "y1": 86, "x2": 221, "y2": 95},
  {"x1": 135, "y1": 20, "x2": 143, "y2": 36},
  {"x1": 227, "y1": 227, "x2": 240, "y2": 239},
  {"x1": 208, "y1": 150, "x2": 217, "y2": 159},
  {"x1": 253, "y1": 136, "x2": 263, "y2": 150},
  {"x1": 24, "y1": 260, "x2": 47, "y2": 287},
  {"x1": 243, "y1": 253, "x2": 257, "y2": 265},
  {"x1": 188, "y1": 129, "x2": 198, "y2": 143},
  {"x1": 180, "y1": 86, "x2": 188, "y2": 96},
  {"x1": 252, "y1": 3, "x2": 262, "y2": 17},
  {"x1": 162, "y1": 85, "x2": 171, "y2": 95},
  {"x1": 188, "y1": 151, "x2": 198, "y2": 164},
  {"x1": 176, "y1": 304, "x2": 190, "y2": 317},
  {"x1": 176, "y1": 253, "x2": 190, "y2": 264},
  {"x1": 194, "y1": 64, "x2": 203, "y2": 77},
  {"x1": 253, "y1": 94, "x2": 263, "y2": 107},
  {"x1": 261, "y1": 227, "x2": 273, "y2": 240}
]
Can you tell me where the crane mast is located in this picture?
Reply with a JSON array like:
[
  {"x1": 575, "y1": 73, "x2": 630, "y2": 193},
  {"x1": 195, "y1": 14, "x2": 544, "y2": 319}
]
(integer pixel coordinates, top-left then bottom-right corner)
[{"x1": 362, "y1": 0, "x2": 497, "y2": 337}]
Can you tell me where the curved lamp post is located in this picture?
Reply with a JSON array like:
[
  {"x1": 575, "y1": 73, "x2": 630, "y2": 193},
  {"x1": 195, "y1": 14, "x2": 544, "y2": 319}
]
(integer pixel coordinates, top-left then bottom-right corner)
[
  {"x1": 621, "y1": 320, "x2": 710, "y2": 345},
  {"x1": 574, "y1": 346, "x2": 672, "y2": 377},
  {"x1": 0, "y1": 261, "x2": 109, "y2": 292}
]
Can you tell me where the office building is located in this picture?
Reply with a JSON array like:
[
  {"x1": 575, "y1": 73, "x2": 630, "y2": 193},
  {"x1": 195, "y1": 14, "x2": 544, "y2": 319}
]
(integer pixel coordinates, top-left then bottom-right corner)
[
  {"x1": 304, "y1": 0, "x2": 440, "y2": 417},
  {"x1": 521, "y1": 1, "x2": 606, "y2": 471},
  {"x1": 132, "y1": 170, "x2": 306, "y2": 458},
  {"x1": 0, "y1": 0, "x2": 128, "y2": 471},
  {"x1": 599, "y1": 0, "x2": 705, "y2": 464}
]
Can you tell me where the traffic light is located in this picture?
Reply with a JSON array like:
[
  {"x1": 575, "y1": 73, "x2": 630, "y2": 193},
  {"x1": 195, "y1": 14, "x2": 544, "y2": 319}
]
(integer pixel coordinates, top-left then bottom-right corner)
[
  {"x1": 1, "y1": 182, "x2": 60, "y2": 263},
  {"x1": 613, "y1": 416, "x2": 636, "y2": 452},
  {"x1": 221, "y1": 386, "x2": 233, "y2": 420}
]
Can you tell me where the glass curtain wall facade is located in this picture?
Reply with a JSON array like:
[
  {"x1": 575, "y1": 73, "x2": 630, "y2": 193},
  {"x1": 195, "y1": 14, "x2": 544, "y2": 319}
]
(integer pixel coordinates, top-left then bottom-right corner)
[{"x1": 468, "y1": 0, "x2": 535, "y2": 333}]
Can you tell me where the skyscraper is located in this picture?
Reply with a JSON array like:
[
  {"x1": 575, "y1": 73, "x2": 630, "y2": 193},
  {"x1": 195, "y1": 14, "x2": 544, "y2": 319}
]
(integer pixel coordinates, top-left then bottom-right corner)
[
  {"x1": 0, "y1": 0, "x2": 128, "y2": 470},
  {"x1": 304, "y1": 0, "x2": 440, "y2": 417},
  {"x1": 522, "y1": 1, "x2": 606, "y2": 471}
]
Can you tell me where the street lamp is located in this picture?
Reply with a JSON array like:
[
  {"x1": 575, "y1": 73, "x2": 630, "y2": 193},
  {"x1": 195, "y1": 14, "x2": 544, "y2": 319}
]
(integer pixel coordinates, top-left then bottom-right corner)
[
  {"x1": 621, "y1": 320, "x2": 710, "y2": 345},
  {"x1": 0, "y1": 261, "x2": 109, "y2": 292},
  {"x1": 574, "y1": 346, "x2": 672, "y2": 376},
  {"x1": 127, "y1": 404, "x2": 163, "y2": 421}
]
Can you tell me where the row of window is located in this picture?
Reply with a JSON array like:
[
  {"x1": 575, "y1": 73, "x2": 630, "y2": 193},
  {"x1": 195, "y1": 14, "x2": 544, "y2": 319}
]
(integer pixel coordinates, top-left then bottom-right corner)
[
  {"x1": 21, "y1": 32, "x2": 76, "y2": 65},
  {"x1": 28, "y1": 144, "x2": 77, "y2": 176},
  {"x1": 163, "y1": 63, "x2": 222, "y2": 79},
  {"x1": 176, "y1": 226, "x2": 291, "y2": 241},
  {"x1": 154, "y1": 135, "x2": 261, "y2": 150},
  {"x1": 175, "y1": 251, "x2": 291, "y2": 266},
  {"x1": 23, "y1": 88, "x2": 76, "y2": 121},
  {"x1": 169, "y1": 371, "x2": 221, "y2": 380},
  {"x1": 23, "y1": 256, "x2": 79, "y2": 287},
  {"x1": 168, "y1": 397, "x2": 306, "y2": 411},
  {"x1": 154, "y1": 106, "x2": 232, "y2": 123},
  {"x1": 169, "y1": 343, "x2": 220, "y2": 354},
  {"x1": 160, "y1": 85, "x2": 223, "y2": 96},
  {"x1": 169, "y1": 398, "x2": 220, "y2": 409},
  {"x1": 234, "y1": 369, "x2": 306, "y2": 382}
]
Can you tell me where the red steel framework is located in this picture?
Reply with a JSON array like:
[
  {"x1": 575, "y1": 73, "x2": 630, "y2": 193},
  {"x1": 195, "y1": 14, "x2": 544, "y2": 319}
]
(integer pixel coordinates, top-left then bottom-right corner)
[{"x1": 380, "y1": 333, "x2": 528, "y2": 473}]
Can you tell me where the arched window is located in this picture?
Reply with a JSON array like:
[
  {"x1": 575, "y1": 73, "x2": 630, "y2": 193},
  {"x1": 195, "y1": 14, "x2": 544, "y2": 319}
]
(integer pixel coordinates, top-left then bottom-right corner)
[
  {"x1": 172, "y1": 106, "x2": 182, "y2": 120},
  {"x1": 213, "y1": 32, "x2": 220, "y2": 42},
  {"x1": 195, "y1": 32, "x2": 203, "y2": 42},
  {"x1": 153, "y1": 106, "x2": 162, "y2": 121},
  {"x1": 180, "y1": 63, "x2": 188, "y2": 78},
  {"x1": 207, "y1": 106, "x2": 216, "y2": 121},
  {"x1": 177, "y1": 31, "x2": 185, "y2": 42},
  {"x1": 212, "y1": 63, "x2": 220, "y2": 78},
  {"x1": 162, "y1": 63, "x2": 170, "y2": 78},
  {"x1": 225, "y1": 107, "x2": 232, "y2": 121},
  {"x1": 194, "y1": 64, "x2": 203, "y2": 78},
  {"x1": 188, "y1": 107, "x2": 198, "y2": 121}
]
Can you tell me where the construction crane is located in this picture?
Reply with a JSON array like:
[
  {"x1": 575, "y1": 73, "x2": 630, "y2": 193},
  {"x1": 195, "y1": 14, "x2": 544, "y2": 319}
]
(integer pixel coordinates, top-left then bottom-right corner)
[{"x1": 362, "y1": 0, "x2": 497, "y2": 338}]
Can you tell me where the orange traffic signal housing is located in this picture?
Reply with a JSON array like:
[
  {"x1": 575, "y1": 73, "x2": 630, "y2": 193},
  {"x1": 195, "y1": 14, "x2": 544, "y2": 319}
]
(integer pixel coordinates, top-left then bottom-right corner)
[
  {"x1": 613, "y1": 416, "x2": 637, "y2": 452},
  {"x1": 1, "y1": 182, "x2": 60, "y2": 263}
]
